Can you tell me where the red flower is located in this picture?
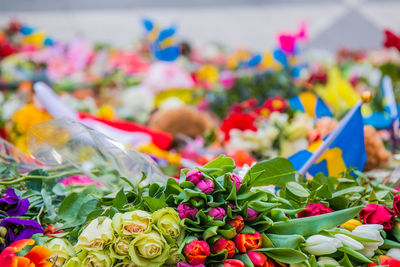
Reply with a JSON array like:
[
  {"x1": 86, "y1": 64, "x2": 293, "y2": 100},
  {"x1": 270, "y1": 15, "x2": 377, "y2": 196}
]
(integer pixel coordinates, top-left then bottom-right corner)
[
  {"x1": 221, "y1": 112, "x2": 257, "y2": 141},
  {"x1": 234, "y1": 232, "x2": 262, "y2": 253},
  {"x1": 0, "y1": 239, "x2": 52, "y2": 267},
  {"x1": 227, "y1": 215, "x2": 245, "y2": 233},
  {"x1": 211, "y1": 238, "x2": 235, "y2": 258},
  {"x1": 359, "y1": 203, "x2": 395, "y2": 229},
  {"x1": 43, "y1": 224, "x2": 64, "y2": 236},
  {"x1": 368, "y1": 255, "x2": 400, "y2": 267},
  {"x1": 247, "y1": 251, "x2": 276, "y2": 267},
  {"x1": 297, "y1": 203, "x2": 332, "y2": 218},
  {"x1": 223, "y1": 259, "x2": 245, "y2": 267},
  {"x1": 263, "y1": 97, "x2": 287, "y2": 113},
  {"x1": 383, "y1": 29, "x2": 400, "y2": 51},
  {"x1": 184, "y1": 239, "x2": 210, "y2": 265},
  {"x1": 393, "y1": 194, "x2": 400, "y2": 216}
]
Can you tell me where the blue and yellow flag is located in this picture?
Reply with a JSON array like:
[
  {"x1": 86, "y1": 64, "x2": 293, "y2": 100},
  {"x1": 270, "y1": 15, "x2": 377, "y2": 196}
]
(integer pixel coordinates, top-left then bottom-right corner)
[
  {"x1": 289, "y1": 105, "x2": 366, "y2": 177},
  {"x1": 142, "y1": 18, "x2": 180, "y2": 62},
  {"x1": 289, "y1": 92, "x2": 332, "y2": 119}
]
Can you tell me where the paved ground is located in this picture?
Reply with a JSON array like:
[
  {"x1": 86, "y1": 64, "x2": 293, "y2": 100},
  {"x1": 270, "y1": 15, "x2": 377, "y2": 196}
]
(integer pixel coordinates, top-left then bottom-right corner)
[{"x1": 0, "y1": 0, "x2": 399, "y2": 51}]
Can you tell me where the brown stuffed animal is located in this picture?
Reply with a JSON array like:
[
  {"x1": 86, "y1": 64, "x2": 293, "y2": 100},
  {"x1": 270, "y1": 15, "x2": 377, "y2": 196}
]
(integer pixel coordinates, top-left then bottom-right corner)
[
  {"x1": 364, "y1": 125, "x2": 392, "y2": 171},
  {"x1": 148, "y1": 106, "x2": 213, "y2": 139}
]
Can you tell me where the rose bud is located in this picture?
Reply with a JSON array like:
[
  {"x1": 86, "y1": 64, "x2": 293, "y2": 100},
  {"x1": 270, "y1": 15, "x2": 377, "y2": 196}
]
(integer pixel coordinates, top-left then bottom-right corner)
[
  {"x1": 177, "y1": 203, "x2": 198, "y2": 220},
  {"x1": 211, "y1": 237, "x2": 235, "y2": 258},
  {"x1": 247, "y1": 208, "x2": 259, "y2": 222},
  {"x1": 247, "y1": 251, "x2": 273, "y2": 267},
  {"x1": 230, "y1": 174, "x2": 242, "y2": 191},
  {"x1": 186, "y1": 169, "x2": 204, "y2": 185},
  {"x1": 234, "y1": 232, "x2": 262, "y2": 253},
  {"x1": 393, "y1": 194, "x2": 400, "y2": 216},
  {"x1": 297, "y1": 203, "x2": 332, "y2": 218},
  {"x1": 208, "y1": 207, "x2": 226, "y2": 220},
  {"x1": 227, "y1": 215, "x2": 244, "y2": 232},
  {"x1": 196, "y1": 179, "x2": 214, "y2": 195},
  {"x1": 359, "y1": 203, "x2": 395, "y2": 229},
  {"x1": 184, "y1": 239, "x2": 210, "y2": 265},
  {"x1": 223, "y1": 259, "x2": 245, "y2": 267}
]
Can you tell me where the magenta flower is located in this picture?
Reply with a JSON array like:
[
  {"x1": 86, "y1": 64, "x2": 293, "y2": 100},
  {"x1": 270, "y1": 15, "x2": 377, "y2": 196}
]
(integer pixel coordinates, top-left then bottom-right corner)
[
  {"x1": 196, "y1": 180, "x2": 214, "y2": 195},
  {"x1": 247, "y1": 208, "x2": 259, "y2": 222},
  {"x1": 177, "y1": 203, "x2": 199, "y2": 220},
  {"x1": 0, "y1": 188, "x2": 29, "y2": 216},
  {"x1": 208, "y1": 207, "x2": 226, "y2": 220},
  {"x1": 0, "y1": 217, "x2": 43, "y2": 250},
  {"x1": 186, "y1": 169, "x2": 204, "y2": 185},
  {"x1": 230, "y1": 174, "x2": 242, "y2": 191}
]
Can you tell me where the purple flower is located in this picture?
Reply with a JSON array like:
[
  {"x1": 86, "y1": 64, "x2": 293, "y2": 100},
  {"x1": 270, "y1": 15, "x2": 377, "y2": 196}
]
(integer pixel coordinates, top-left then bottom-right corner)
[
  {"x1": 0, "y1": 217, "x2": 43, "y2": 249},
  {"x1": 196, "y1": 180, "x2": 214, "y2": 195},
  {"x1": 0, "y1": 188, "x2": 29, "y2": 216},
  {"x1": 247, "y1": 208, "x2": 259, "y2": 222},
  {"x1": 177, "y1": 203, "x2": 199, "y2": 220},
  {"x1": 230, "y1": 174, "x2": 242, "y2": 191},
  {"x1": 177, "y1": 262, "x2": 205, "y2": 267},
  {"x1": 186, "y1": 169, "x2": 204, "y2": 185},
  {"x1": 208, "y1": 207, "x2": 226, "y2": 220}
]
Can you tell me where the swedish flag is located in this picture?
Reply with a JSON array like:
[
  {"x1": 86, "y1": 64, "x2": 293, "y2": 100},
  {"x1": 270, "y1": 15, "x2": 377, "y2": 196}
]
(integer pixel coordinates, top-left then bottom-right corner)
[
  {"x1": 289, "y1": 104, "x2": 366, "y2": 177},
  {"x1": 289, "y1": 92, "x2": 332, "y2": 119}
]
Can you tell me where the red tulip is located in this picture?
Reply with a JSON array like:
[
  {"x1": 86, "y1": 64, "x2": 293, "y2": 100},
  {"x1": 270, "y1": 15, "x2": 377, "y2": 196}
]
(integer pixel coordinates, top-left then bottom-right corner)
[
  {"x1": 184, "y1": 239, "x2": 210, "y2": 265},
  {"x1": 227, "y1": 215, "x2": 244, "y2": 233},
  {"x1": 223, "y1": 259, "x2": 245, "y2": 267},
  {"x1": 247, "y1": 251, "x2": 276, "y2": 267},
  {"x1": 368, "y1": 255, "x2": 400, "y2": 267},
  {"x1": 234, "y1": 232, "x2": 262, "y2": 253},
  {"x1": 211, "y1": 237, "x2": 235, "y2": 258}
]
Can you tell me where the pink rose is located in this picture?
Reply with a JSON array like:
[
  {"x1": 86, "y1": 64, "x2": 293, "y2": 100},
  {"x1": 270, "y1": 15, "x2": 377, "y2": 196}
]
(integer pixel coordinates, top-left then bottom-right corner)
[
  {"x1": 297, "y1": 203, "x2": 332, "y2": 218},
  {"x1": 196, "y1": 180, "x2": 214, "y2": 195},
  {"x1": 186, "y1": 169, "x2": 203, "y2": 185},
  {"x1": 208, "y1": 207, "x2": 226, "y2": 220},
  {"x1": 177, "y1": 203, "x2": 199, "y2": 220}
]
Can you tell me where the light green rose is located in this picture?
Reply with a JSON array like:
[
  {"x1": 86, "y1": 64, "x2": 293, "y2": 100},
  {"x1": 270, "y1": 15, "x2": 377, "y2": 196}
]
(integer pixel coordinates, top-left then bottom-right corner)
[
  {"x1": 114, "y1": 259, "x2": 137, "y2": 267},
  {"x1": 152, "y1": 207, "x2": 184, "y2": 244},
  {"x1": 76, "y1": 216, "x2": 114, "y2": 251},
  {"x1": 82, "y1": 250, "x2": 114, "y2": 267},
  {"x1": 164, "y1": 246, "x2": 181, "y2": 265},
  {"x1": 45, "y1": 238, "x2": 75, "y2": 267},
  {"x1": 128, "y1": 230, "x2": 170, "y2": 267},
  {"x1": 109, "y1": 237, "x2": 132, "y2": 259},
  {"x1": 113, "y1": 210, "x2": 152, "y2": 237}
]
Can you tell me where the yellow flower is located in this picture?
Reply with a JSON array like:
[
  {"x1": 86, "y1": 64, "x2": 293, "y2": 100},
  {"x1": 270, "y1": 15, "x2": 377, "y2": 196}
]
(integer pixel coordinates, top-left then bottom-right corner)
[
  {"x1": 341, "y1": 219, "x2": 362, "y2": 231},
  {"x1": 97, "y1": 104, "x2": 115, "y2": 120},
  {"x1": 12, "y1": 104, "x2": 52, "y2": 134},
  {"x1": 197, "y1": 64, "x2": 219, "y2": 86},
  {"x1": 137, "y1": 143, "x2": 181, "y2": 165}
]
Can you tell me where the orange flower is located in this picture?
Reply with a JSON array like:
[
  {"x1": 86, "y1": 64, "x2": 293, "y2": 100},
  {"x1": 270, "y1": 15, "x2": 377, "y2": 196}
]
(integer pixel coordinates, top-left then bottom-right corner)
[
  {"x1": 0, "y1": 239, "x2": 52, "y2": 267},
  {"x1": 234, "y1": 232, "x2": 262, "y2": 253},
  {"x1": 369, "y1": 255, "x2": 400, "y2": 267}
]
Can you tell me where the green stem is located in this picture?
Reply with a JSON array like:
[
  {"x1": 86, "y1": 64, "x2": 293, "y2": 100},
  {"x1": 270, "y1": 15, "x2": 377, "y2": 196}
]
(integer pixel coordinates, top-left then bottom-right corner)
[{"x1": 0, "y1": 169, "x2": 85, "y2": 185}]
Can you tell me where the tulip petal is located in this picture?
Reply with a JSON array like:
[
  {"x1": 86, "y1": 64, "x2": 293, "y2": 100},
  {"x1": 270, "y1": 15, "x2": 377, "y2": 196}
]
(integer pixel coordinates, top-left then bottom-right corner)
[
  {"x1": 24, "y1": 246, "x2": 51, "y2": 264},
  {"x1": 0, "y1": 249, "x2": 18, "y2": 267},
  {"x1": 16, "y1": 256, "x2": 32, "y2": 267},
  {"x1": 9, "y1": 239, "x2": 35, "y2": 252}
]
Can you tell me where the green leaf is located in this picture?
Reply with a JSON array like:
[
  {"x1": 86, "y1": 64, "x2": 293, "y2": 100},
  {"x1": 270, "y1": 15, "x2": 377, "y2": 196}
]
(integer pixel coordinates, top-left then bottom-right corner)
[
  {"x1": 332, "y1": 186, "x2": 365, "y2": 198},
  {"x1": 286, "y1": 182, "x2": 310, "y2": 198},
  {"x1": 256, "y1": 248, "x2": 308, "y2": 264},
  {"x1": 243, "y1": 157, "x2": 296, "y2": 187},
  {"x1": 266, "y1": 234, "x2": 305, "y2": 249},
  {"x1": 202, "y1": 226, "x2": 218, "y2": 240},
  {"x1": 113, "y1": 188, "x2": 128, "y2": 209},
  {"x1": 338, "y1": 247, "x2": 372, "y2": 263},
  {"x1": 339, "y1": 254, "x2": 354, "y2": 267},
  {"x1": 200, "y1": 155, "x2": 235, "y2": 177},
  {"x1": 392, "y1": 222, "x2": 400, "y2": 242},
  {"x1": 234, "y1": 254, "x2": 254, "y2": 267},
  {"x1": 268, "y1": 206, "x2": 363, "y2": 236},
  {"x1": 316, "y1": 184, "x2": 332, "y2": 199},
  {"x1": 381, "y1": 239, "x2": 400, "y2": 249},
  {"x1": 144, "y1": 195, "x2": 167, "y2": 212},
  {"x1": 58, "y1": 192, "x2": 84, "y2": 221}
]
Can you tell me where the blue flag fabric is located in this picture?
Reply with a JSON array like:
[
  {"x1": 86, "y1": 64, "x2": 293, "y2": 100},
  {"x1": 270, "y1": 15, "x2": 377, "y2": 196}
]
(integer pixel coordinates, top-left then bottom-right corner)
[
  {"x1": 289, "y1": 105, "x2": 366, "y2": 177},
  {"x1": 289, "y1": 92, "x2": 332, "y2": 119}
]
